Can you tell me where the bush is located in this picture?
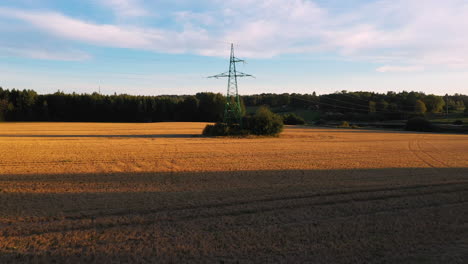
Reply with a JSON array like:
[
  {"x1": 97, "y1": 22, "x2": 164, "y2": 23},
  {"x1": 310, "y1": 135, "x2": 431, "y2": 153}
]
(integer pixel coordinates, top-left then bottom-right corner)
[
  {"x1": 405, "y1": 117, "x2": 434, "y2": 132},
  {"x1": 202, "y1": 123, "x2": 229, "y2": 136},
  {"x1": 226, "y1": 123, "x2": 250, "y2": 136},
  {"x1": 338, "y1": 121, "x2": 350, "y2": 128},
  {"x1": 202, "y1": 123, "x2": 250, "y2": 136},
  {"x1": 245, "y1": 106, "x2": 284, "y2": 135},
  {"x1": 323, "y1": 112, "x2": 345, "y2": 121},
  {"x1": 453, "y1": 120, "x2": 463, "y2": 125},
  {"x1": 282, "y1": 113, "x2": 305, "y2": 125},
  {"x1": 315, "y1": 119, "x2": 326, "y2": 125},
  {"x1": 203, "y1": 106, "x2": 283, "y2": 136},
  {"x1": 408, "y1": 113, "x2": 426, "y2": 119}
]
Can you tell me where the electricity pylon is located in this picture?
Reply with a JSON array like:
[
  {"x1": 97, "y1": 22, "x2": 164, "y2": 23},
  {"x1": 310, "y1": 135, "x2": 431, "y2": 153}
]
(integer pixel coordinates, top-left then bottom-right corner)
[{"x1": 208, "y1": 43, "x2": 254, "y2": 126}]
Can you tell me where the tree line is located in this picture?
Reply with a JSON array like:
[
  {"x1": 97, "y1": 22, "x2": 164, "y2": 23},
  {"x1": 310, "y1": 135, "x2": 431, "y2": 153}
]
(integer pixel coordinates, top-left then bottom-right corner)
[
  {"x1": 0, "y1": 87, "x2": 466, "y2": 122},
  {"x1": 0, "y1": 88, "x2": 226, "y2": 122},
  {"x1": 244, "y1": 91, "x2": 467, "y2": 121}
]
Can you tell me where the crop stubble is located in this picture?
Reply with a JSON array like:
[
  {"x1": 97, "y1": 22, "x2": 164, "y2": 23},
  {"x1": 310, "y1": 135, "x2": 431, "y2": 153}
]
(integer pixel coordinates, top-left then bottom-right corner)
[{"x1": 0, "y1": 122, "x2": 467, "y2": 263}]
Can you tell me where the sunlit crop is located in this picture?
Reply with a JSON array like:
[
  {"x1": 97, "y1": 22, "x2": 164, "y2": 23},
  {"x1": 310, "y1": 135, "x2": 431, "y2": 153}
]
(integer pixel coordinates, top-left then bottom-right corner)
[{"x1": 0, "y1": 123, "x2": 467, "y2": 262}]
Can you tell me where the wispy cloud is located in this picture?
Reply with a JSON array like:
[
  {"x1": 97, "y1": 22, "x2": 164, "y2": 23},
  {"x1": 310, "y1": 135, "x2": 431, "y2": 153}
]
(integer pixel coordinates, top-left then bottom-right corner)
[
  {"x1": 98, "y1": 0, "x2": 148, "y2": 17},
  {"x1": 1, "y1": 0, "x2": 468, "y2": 69},
  {"x1": 0, "y1": 46, "x2": 91, "y2": 61},
  {"x1": 0, "y1": 8, "x2": 156, "y2": 48},
  {"x1": 376, "y1": 65, "x2": 424, "y2": 73}
]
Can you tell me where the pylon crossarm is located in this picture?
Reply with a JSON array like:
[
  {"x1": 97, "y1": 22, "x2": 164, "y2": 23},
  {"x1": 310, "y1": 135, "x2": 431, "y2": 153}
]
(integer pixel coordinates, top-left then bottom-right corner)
[
  {"x1": 233, "y1": 58, "x2": 245, "y2": 63},
  {"x1": 235, "y1": 72, "x2": 255, "y2": 78},
  {"x1": 207, "y1": 72, "x2": 229, "y2": 79}
]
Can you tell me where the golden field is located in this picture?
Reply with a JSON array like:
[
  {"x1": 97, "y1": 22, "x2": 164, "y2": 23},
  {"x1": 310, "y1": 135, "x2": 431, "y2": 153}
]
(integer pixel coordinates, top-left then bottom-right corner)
[{"x1": 0, "y1": 122, "x2": 467, "y2": 263}]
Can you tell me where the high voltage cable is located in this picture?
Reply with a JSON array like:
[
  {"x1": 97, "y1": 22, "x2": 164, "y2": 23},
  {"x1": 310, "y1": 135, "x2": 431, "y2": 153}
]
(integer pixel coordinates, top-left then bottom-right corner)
[
  {"x1": 330, "y1": 92, "x2": 375, "y2": 103},
  {"x1": 318, "y1": 95, "x2": 375, "y2": 110},
  {"x1": 288, "y1": 95, "x2": 417, "y2": 115},
  {"x1": 289, "y1": 95, "x2": 372, "y2": 112}
]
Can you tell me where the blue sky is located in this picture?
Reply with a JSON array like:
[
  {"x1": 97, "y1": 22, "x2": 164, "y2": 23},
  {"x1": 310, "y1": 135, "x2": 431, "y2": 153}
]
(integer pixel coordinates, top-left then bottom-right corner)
[{"x1": 0, "y1": 0, "x2": 467, "y2": 95}]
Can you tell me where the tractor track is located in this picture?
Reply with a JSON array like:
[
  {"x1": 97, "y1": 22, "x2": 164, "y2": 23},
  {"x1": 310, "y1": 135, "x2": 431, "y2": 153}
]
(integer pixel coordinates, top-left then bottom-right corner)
[
  {"x1": 5, "y1": 195, "x2": 467, "y2": 239},
  {"x1": 408, "y1": 138, "x2": 447, "y2": 168},
  {"x1": 3, "y1": 181, "x2": 467, "y2": 237},
  {"x1": 61, "y1": 180, "x2": 468, "y2": 219}
]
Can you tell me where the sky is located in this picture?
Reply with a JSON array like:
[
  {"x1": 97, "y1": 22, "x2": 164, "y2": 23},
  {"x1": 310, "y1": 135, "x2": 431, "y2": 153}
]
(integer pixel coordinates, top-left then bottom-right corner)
[{"x1": 0, "y1": 0, "x2": 467, "y2": 96}]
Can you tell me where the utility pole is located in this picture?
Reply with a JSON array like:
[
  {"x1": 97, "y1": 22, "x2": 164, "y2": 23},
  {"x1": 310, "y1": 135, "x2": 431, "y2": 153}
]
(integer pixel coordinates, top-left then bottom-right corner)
[{"x1": 208, "y1": 44, "x2": 254, "y2": 126}]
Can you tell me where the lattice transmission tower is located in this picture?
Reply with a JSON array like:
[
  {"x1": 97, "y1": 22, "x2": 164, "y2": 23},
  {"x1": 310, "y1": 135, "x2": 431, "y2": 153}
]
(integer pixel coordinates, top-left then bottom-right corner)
[{"x1": 208, "y1": 43, "x2": 254, "y2": 126}]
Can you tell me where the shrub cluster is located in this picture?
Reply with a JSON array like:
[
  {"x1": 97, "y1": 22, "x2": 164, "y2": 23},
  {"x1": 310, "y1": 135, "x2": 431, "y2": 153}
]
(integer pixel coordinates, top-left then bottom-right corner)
[
  {"x1": 338, "y1": 121, "x2": 350, "y2": 128},
  {"x1": 203, "y1": 106, "x2": 283, "y2": 136},
  {"x1": 202, "y1": 123, "x2": 249, "y2": 136},
  {"x1": 281, "y1": 113, "x2": 305, "y2": 125},
  {"x1": 405, "y1": 117, "x2": 434, "y2": 132},
  {"x1": 315, "y1": 119, "x2": 327, "y2": 125},
  {"x1": 453, "y1": 120, "x2": 463, "y2": 125}
]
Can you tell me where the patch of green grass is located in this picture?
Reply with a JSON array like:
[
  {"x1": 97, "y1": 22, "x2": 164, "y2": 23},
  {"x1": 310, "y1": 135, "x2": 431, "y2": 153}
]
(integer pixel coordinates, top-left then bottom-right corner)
[
  {"x1": 246, "y1": 106, "x2": 320, "y2": 124},
  {"x1": 430, "y1": 117, "x2": 468, "y2": 124},
  {"x1": 288, "y1": 109, "x2": 320, "y2": 123}
]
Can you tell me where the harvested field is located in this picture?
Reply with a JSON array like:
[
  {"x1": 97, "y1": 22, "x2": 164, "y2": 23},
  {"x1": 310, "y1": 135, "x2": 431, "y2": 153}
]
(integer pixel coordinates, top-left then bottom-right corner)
[{"x1": 0, "y1": 122, "x2": 467, "y2": 263}]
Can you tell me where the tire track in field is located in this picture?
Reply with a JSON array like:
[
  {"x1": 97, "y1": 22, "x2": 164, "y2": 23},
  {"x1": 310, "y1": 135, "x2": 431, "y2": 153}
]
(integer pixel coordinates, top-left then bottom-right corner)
[
  {"x1": 416, "y1": 137, "x2": 450, "y2": 168},
  {"x1": 5, "y1": 181, "x2": 468, "y2": 237},
  {"x1": 423, "y1": 138, "x2": 468, "y2": 166},
  {"x1": 408, "y1": 138, "x2": 447, "y2": 168},
  {"x1": 63, "y1": 180, "x2": 468, "y2": 219},
  {"x1": 71, "y1": 183, "x2": 468, "y2": 221},
  {"x1": 246, "y1": 200, "x2": 468, "y2": 231},
  {"x1": 7, "y1": 190, "x2": 468, "y2": 238}
]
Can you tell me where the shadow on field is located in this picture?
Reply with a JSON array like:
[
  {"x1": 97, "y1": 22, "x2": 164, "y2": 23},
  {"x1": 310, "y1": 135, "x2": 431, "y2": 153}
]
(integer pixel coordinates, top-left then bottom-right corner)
[
  {"x1": 2, "y1": 167, "x2": 467, "y2": 216},
  {"x1": 1, "y1": 168, "x2": 467, "y2": 263},
  {"x1": 0, "y1": 134, "x2": 199, "y2": 138}
]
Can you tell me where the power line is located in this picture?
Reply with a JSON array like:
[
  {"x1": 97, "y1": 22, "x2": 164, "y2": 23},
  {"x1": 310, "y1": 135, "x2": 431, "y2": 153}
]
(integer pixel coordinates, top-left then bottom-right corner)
[
  {"x1": 330, "y1": 92, "x2": 375, "y2": 103},
  {"x1": 319, "y1": 95, "x2": 373, "y2": 110},
  {"x1": 288, "y1": 95, "x2": 416, "y2": 115}
]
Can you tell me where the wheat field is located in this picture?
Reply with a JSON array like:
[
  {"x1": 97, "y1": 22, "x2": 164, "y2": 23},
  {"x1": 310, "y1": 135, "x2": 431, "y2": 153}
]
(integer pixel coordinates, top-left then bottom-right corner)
[{"x1": 0, "y1": 122, "x2": 467, "y2": 263}]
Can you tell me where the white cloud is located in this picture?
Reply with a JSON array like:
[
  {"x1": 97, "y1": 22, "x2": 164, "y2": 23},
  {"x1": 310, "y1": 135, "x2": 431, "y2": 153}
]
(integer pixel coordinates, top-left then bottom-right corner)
[
  {"x1": 376, "y1": 65, "x2": 424, "y2": 73},
  {"x1": 1, "y1": 0, "x2": 468, "y2": 69},
  {"x1": 0, "y1": 46, "x2": 91, "y2": 61},
  {"x1": 0, "y1": 7, "x2": 165, "y2": 49},
  {"x1": 98, "y1": 0, "x2": 148, "y2": 17}
]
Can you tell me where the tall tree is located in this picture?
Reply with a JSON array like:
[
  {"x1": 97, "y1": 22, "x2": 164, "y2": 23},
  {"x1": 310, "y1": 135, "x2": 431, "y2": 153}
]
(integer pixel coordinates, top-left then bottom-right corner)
[
  {"x1": 423, "y1": 95, "x2": 445, "y2": 113},
  {"x1": 414, "y1": 100, "x2": 427, "y2": 114}
]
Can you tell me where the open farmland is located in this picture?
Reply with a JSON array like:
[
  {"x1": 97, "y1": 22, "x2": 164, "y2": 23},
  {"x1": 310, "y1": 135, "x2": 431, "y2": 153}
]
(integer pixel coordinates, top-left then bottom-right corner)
[{"x1": 0, "y1": 122, "x2": 467, "y2": 263}]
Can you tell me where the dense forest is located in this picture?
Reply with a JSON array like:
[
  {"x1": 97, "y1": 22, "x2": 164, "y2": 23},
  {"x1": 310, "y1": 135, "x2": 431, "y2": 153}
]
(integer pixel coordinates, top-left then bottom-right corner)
[
  {"x1": 0, "y1": 87, "x2": 467, "y2": 122},
  {"x1": 243, "y1": 91, "x2": 467, "y2": 121}
]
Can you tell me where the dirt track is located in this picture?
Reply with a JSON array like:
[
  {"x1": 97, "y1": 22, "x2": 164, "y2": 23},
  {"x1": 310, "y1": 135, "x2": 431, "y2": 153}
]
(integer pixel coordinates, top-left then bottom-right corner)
[{"x1": 0, "y1": 123, "x2": 467, "y2": 263}]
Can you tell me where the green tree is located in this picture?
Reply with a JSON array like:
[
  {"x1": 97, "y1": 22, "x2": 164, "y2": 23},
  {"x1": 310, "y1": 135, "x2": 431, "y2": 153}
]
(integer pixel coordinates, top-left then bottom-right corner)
[
  {"x1": 414, "y1": 100, "x2": 427, "y2": 114},
  {"x1": 423, "y1": 95, "x2": 445, "y2": 113},
  {"x1": 196, "y1": 92, "x2": 226, "y2": 122},
  {"x1": 376, "y1": 100, "x2": 389, "y2": 112},
  {"x1": 0, "y1": 99, "x2": 8, "y2": 121},
  {"x1": 369, "y1": 101, "x2": 376, "y2": 113},
  {"x1": 282, "y1": 113, "x2": 305, "y2": 125},
  {"x1": 245, "y1": 106, "x2": 283, "y2": 135},
  {"x1": 406, "y1": 117, "x2": 434, "y2": 132},
  {"x1": 176, "y1": 96, "x2": 199, "y2": 121}
]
